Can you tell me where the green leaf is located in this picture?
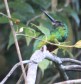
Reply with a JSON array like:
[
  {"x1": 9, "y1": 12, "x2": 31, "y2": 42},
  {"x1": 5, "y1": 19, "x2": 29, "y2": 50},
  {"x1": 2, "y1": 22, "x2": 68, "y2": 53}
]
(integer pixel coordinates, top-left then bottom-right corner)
[
  {"x1": 32, "y1": 0, "x2": 51, "y2": 9},
  {"x1": 64, "y1": 6, "x2": 80, "y2": 27},
  {"x1": 72, "y1": 0, "x2": 80, "y2": 12},
  {"x1": 38, "y1": 19, "x2": 53, "y2": 31},
  {"x1": 9, "y1": 1, "x2": 35, "y2": 14},
  {"x1": 33, "y1": 36, "x2": 44, "y2": 51},
  {"x1": 0, "y1": 16, "x2": 9, "y2": 23},
  {"x1": 74, "y1": 40, "x2": 81, "y2": 48},
  {"x1": 12, "y1": 12, "x2": 27, "y2": 22},
  {"x1": 70, "y1": 10, "x2": 80, "y2": 27},
  {"x1": 9, "y1": 1, "x2": 35, "y2": 22},
  {"x1": 0, "y1": 3, "x2": 5, "y2": 9},
  {"x1": 8, "y1": 32, "x2": 14, "y2": 49},
  {"x1": 24, "y1": 27, "x2": 36, "y2": 46},
  {"x1": 8, "y1": 32, "x2": 22, "y2": 49},
  {"x1": 32, "y1": 24, "x2": 50, "y2": 37},
  {"x1": 52, "y1": 48, "x2": 59, "y2": 55},
  {"x1": 38, "y1": 59, "x2": 50, "y2": 74}
]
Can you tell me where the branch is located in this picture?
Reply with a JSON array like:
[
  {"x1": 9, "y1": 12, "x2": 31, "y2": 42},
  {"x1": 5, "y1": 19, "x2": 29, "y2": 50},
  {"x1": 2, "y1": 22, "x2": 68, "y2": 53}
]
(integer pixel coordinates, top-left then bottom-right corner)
[
  {"x1": 1, "y1": 45, "x2": 81, "y2": 84},
  {"x1": 26, "y1": 14, "x2": 42, "y2": 26},
  {"x1": 48, "y1": 73, "x2": 60, "y2": 84},
  {"x1": 16, "y1": 65, "x2": 28, "y2": 84},
  {"x1": 56, "y1": 0, "x2": 71, "y2": 12},
  {"x1": 61, "y1": 58, "x2": 81, "y2": 65},
  {"x1": 26, "y1": 45, "x2": 69, "y2": 84},
  {"x1": 63, "y1": 65, "x2": 81, "y2": 71},
  {"x1": 26, "y1": 46, "x2": 47, "y2": 84},
  {"x1": 54, "y1": 79, "x2": 81, "y2": 84},
  {"x1": 3, "y1": 0, "x2": 26, "y2": 83},
  {"x1": 0, "y1": 60, "x2": 30, "y2": 84}
]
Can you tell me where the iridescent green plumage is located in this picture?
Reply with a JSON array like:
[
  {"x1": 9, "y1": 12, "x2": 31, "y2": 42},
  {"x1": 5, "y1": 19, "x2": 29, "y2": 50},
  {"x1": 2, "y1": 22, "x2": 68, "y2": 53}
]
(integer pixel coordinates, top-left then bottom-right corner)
[{"x1": 50, "y1": 24, "x2": 68, "y2": 42}]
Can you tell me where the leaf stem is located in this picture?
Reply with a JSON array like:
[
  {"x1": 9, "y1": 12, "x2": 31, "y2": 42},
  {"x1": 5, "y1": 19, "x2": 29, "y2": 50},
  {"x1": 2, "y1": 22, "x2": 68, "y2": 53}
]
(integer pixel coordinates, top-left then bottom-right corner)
[{"x1": 16, "y1": 33, "x2": 74, "y2": 48}]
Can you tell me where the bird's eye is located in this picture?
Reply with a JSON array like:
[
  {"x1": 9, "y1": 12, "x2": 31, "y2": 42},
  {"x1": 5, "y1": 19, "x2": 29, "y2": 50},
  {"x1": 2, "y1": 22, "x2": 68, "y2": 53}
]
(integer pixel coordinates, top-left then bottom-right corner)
[
  {"x1": 55, "y1": 21, "x2": 64, "y2": 26},
  {"x1": 59, "y1": 22, "x2": 64, "y2": 26}
]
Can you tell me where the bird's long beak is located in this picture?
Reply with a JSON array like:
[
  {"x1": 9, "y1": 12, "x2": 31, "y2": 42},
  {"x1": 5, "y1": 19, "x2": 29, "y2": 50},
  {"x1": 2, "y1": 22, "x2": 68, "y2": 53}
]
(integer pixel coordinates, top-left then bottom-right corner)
[
  {"x1": 40, "y1": 8, "x2": 56, "y2": 23},
  {"x1": 40, "y1": 8, "x2": 63, "y2": 26}
]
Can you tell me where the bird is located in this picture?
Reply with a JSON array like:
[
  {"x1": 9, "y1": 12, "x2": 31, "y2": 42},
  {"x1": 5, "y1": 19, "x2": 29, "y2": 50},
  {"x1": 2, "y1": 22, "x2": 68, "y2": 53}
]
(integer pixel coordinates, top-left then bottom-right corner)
[{"x1": 35, "y1": 9, "x2": 68, "y2": 51}]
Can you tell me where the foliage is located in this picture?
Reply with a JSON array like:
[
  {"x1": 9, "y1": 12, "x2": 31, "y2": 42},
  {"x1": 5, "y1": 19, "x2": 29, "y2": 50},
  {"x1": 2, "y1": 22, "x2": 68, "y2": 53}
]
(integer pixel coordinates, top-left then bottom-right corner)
[{"x1": 0, "y1": 0, "x2": 81, "y2": 83}]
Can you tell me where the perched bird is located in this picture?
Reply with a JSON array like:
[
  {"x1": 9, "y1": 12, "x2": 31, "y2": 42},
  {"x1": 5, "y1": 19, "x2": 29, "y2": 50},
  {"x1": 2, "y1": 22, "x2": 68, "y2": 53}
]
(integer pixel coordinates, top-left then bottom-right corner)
[
  {"x1": 35, "y1": 9, "x2": 68, "y2": 51},
  {"x1": 41, "y1": 8, "x2": 68, "y2": 42}
]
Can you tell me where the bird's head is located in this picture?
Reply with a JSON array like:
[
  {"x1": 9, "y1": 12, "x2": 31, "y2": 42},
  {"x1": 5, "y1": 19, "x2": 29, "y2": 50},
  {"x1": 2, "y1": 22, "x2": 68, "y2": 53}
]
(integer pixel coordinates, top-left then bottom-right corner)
[{"x1": 41, "y1": 8, "x2": 64, "y2": 27}]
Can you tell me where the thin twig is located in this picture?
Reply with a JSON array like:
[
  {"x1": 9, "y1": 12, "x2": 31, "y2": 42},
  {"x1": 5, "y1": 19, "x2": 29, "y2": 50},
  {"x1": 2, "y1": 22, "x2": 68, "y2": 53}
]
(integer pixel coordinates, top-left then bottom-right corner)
[
  {"x1": 16, "y1": 65, "x2": 28, "y2": 84},
  {"x1": 56, "y1": 0, "x2": 71, "y2": 12},
  {"x1": 3, "y1": 0, "x2": 27, "y2": 83},
  {"x1": 0, "y1": 60, "x2": 30, "y2": 84},
  {"x1": 61, "y1": 58, "x2": 81, "y2": 65},
  {"x1": 48, "y1": 73, "x2": 60, "y2": 84},
  {"x1": 26, "y1": 14, "x2": 42, "y2": 26},
  {"x1": 75, "y1": 50, "x2": 81, "y2": 58},
  {"x1": 54, "y1": 79, "x2": 81, "y2": 84},
  {"x1": 0, "y1": 12, "x2": 10, "y2": 19},
  {"x1": 63, "y1": 65, "x2": 81, "y2": 70}
]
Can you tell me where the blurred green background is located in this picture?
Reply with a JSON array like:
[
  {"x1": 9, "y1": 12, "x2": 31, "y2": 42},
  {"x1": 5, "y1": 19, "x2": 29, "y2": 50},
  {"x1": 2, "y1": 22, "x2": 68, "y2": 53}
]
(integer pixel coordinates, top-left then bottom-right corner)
[{"x1": 0, "y1": 0, "x2": 81, "y2": 84}]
